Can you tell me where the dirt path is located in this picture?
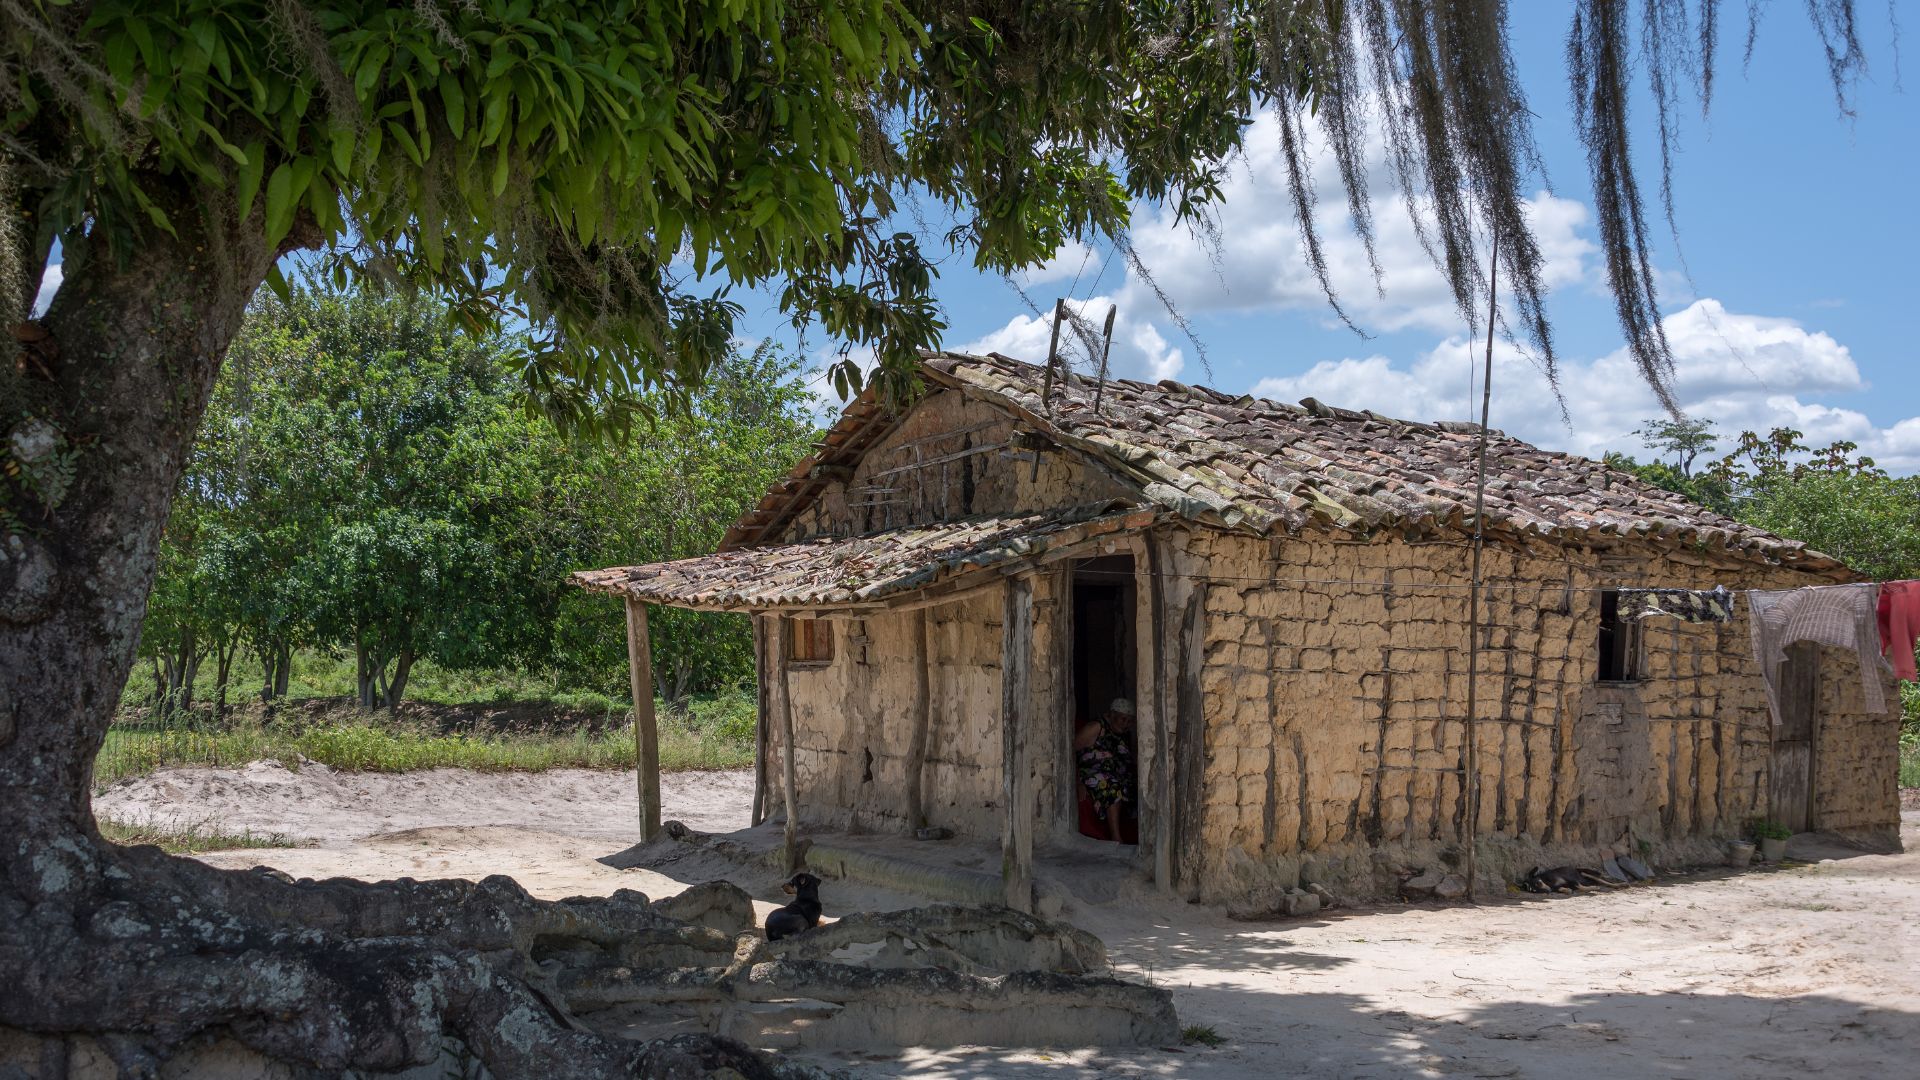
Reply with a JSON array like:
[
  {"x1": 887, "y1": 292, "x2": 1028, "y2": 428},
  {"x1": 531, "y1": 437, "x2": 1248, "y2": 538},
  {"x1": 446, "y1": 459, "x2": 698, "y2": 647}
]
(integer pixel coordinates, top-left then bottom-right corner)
[
  {"x1": 95, "y1": 760, "x2": 755, "y2": 843},
  {"x1": 106, "y1": 765, "x2": 1920, "y2": 1078}
]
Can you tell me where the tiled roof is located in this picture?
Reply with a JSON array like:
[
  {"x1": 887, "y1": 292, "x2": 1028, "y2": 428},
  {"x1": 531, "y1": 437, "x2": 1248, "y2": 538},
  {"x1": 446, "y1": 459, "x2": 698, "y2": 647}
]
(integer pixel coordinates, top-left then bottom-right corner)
[
  {"x1": 573, "y1": 503, "x2": 1155, "y2": 610},
  {"x1": 913, "y1": 352, "x2": 1843, "y2": 571}
]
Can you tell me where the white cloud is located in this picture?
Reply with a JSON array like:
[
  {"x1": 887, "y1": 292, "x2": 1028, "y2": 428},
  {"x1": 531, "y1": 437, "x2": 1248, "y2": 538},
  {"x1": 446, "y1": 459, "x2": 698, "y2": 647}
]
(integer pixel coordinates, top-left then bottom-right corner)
[
  {"x1": 1111, "y1": 109, "x2": 1596, "y2": 337},
  {"x1": 31, "y1": 263, "x2": 61, "y2": 316},
  {"x1": 959, "y1": 294, "x2": 1186, "y2": 383},
  {"x1": 1252, "y1": 299, "x2": 1920, "y2": 472}
]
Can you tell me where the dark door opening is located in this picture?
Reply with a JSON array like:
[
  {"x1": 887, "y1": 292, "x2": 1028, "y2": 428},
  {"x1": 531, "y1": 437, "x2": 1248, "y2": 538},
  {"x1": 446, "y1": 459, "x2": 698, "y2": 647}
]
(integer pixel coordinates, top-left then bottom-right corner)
[{"x1": 1071, "y1": 555, "x2": 1139, "y2": 844}]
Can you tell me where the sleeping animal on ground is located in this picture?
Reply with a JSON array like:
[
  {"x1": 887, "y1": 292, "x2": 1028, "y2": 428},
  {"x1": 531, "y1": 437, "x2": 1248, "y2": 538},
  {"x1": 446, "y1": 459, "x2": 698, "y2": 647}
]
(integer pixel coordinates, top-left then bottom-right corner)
[{"x1": 1521, "y1": 865, "x2": 1623, "y2": 894}]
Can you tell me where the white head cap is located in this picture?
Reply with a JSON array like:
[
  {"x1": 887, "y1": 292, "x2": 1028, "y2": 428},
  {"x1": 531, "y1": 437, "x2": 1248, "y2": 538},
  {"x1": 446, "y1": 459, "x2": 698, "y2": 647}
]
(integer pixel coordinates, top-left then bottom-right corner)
[{"x1": 1109, "y1": 697, "x2": 1134, "y2": 715}]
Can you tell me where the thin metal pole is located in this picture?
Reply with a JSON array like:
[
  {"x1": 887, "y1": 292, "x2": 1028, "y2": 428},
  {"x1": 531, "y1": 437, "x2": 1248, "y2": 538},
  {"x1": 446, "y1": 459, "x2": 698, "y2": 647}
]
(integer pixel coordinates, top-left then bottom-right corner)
[{"x1": 1463, "y1": 231, "x2": 1497, "y2": 901}]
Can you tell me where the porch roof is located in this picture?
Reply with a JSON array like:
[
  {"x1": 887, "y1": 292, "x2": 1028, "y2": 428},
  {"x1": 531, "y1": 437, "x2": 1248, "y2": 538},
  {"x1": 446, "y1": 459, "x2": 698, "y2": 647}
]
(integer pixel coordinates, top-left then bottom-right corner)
[{"x1": 572, "y1": 502, "x2": 1155, "y2": 613}]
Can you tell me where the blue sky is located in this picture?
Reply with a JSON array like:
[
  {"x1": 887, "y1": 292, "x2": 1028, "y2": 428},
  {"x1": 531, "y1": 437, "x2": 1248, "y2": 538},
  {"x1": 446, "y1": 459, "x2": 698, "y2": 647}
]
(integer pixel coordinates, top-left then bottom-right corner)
[{"x1": 734, "y1": 5, "x2": 1920, "y2": 471}]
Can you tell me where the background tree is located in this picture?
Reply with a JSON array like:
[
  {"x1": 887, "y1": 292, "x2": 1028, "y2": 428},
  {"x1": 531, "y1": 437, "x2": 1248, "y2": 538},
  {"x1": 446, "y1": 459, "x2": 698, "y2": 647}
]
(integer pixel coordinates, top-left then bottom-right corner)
[
  {"x1": 0, "y1": 1, "x2": 1890, "y2": 1073},
  {"x1": 1633, "y1": 416, "x2": 1718, "y2": 477}
]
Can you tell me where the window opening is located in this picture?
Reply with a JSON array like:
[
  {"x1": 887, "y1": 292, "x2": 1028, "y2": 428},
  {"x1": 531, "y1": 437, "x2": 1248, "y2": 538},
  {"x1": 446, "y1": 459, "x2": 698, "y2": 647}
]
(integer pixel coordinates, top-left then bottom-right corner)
[
  {"x1": 786, "y1": 617, "x2": 834, "y2": 666},
  {"x1": 1596, "y1": 590, "x2": 1643, "y2": 682}
]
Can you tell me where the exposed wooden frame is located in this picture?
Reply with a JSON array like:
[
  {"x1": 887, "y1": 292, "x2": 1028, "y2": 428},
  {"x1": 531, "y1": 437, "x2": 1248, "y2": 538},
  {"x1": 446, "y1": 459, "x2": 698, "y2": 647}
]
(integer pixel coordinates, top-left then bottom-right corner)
[
  {"x1": 750, "y1": 617, "x2": 770, "y2": 827},
  {"x1": 905, "y1": 608, "x2": 932, "y2": 832},
  {"x1": 1000, "y1": 575, "x2": 1035, "y2": 912},
  {"x1": 774, "y1": 624, "x2": 801, "y2": 871},
  {"x1": 623, "y1": 598, "x2": 661, "y2": 842}
]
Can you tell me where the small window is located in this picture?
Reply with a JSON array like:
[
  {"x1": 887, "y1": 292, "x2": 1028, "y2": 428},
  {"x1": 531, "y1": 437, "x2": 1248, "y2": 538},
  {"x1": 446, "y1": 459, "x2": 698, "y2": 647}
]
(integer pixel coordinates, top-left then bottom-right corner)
[
  {"x1": 786, "y1": 617, "x2": 835, "y2": 666},
  {"x1": 1596, "y1": 590, "x2": 1644, "y2": 682}
]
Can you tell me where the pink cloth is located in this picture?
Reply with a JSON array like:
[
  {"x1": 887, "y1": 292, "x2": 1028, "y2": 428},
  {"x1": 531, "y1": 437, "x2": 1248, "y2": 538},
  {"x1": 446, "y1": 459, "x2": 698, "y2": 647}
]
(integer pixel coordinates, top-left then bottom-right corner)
[{"x1": 1878, "y1": 580, "x2": 1920, "y2": 682}]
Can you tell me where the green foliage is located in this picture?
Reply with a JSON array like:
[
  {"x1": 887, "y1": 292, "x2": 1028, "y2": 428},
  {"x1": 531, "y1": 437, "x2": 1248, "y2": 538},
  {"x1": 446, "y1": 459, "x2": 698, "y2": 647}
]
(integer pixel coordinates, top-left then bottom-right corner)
[
  {"x1": 97, "y1": 682, "x2": 758, "y2": 788},
  {"x1": 139, "y1": 285, "x2": 815, "y2": 709},
  {"x1": 1603, "y1": 451, "x2": 1734, "y2": 516},
  {"x1": 1747, "y1": 817, "x2": 1792, "y2": 842},
  {"x1": 1612, "y1": 423, "x2": 1919, "y2": 586},
  {"x1": 1182, "y1": 1024, "x2": 1226, "y2": 1048},
  {"x1": 5, "y1": 0, "x2": 1337, "y2": 425}
]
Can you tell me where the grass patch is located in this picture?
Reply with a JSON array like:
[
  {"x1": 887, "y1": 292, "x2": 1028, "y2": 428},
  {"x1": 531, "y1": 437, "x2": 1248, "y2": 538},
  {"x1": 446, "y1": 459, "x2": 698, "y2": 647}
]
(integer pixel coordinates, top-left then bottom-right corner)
[
  {"x1": 98, "y1": 817, "x2": 298, "y2": 854},
  {"x1": 1181, "y1": 1024, "x2": 1227, "y2": 1048},
  {"x1": 98, "y1": 685, "x2": 758, "y2": 790}
]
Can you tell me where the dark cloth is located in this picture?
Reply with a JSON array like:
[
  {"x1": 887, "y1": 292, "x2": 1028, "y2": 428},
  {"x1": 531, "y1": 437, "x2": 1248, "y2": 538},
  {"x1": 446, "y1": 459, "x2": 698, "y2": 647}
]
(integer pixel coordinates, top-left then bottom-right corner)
[
  {"x1": 1617, "y1": 585, "x2": 1734, "y2": 623},
  {"x1": 1878, "y1": 580, "x2": 1920, "y2": 682},
  {"x1": 1077, "y1": 714, "x2": 1135, "y2": 813}
]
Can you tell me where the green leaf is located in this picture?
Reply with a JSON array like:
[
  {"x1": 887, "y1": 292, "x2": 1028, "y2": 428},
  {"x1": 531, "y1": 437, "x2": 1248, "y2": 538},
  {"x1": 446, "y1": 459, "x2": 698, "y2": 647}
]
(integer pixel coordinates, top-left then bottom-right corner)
[
  {"x1": 330, "y1": 126, "x2": 354, "y2": 175},
  {"x1": 263, "y1": 262, "x2": 292, "y2": 303},
  {"x1": 491, "y1": 141, "x2": 511, "y2": 196},
  {"x1": 438, "y1": 78, "x2": 466, "y2": 139},
  {"x1": 235, "y1": 141, "x2": 265, "y2": 217},
  {"x1": 263, "y1": 162, "x2": 295, "y2": 246}
]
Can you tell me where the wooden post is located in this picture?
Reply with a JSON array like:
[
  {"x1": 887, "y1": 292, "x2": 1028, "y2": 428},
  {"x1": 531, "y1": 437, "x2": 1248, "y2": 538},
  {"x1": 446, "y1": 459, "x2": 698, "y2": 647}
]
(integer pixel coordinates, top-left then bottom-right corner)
[
  {"x1": 1141, "y1": 535, "x2": 1173, "y2": 893},
  {"x1": 624, "y1": 598, "x2": 661, "y2": 842},
  {"x1": 750, "y1": 617, "x2": 769, "y2": 827},
  {"x1": 1000, "y1": 576, "x2": 1035, "y2": 912},
  {"x1": 904, "y1": 608, "x2": 932, "y2": 832},
  {"x1": 774, "y1": 618, "x2": 801, "y2": 871}
]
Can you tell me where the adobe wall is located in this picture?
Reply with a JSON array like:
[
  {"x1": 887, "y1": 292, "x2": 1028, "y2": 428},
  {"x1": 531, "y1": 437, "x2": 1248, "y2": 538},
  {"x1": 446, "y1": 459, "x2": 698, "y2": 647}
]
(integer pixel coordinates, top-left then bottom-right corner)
[
  {"x1": 762, "y1": 573, "x2": 1074, "y2": 843},
  {"x1": 1171, "y1": 527, "x2": 1900, "y2": 904},
  {"x1": 778, "y1": 387, "x2": 1136, "y2": 542}
]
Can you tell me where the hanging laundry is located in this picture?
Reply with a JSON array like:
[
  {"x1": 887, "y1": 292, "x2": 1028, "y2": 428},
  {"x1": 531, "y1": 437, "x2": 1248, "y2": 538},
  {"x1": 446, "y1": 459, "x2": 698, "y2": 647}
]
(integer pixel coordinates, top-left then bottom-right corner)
[
  {"x1": 1617, "y1": 585, "x2": 1734, "y2": 623},
  {"x1": 1748, "y1": 583, "x2": 1886, "y2": 726},
  {"x1": 1877, "y1": 580, "x2": 1920, "y2": 683}
]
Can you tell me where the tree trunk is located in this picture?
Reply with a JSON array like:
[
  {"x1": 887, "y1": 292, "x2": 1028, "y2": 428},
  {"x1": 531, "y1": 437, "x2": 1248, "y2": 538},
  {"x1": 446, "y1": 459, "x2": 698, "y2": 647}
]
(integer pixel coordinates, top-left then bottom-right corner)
[
  {"x1": 0, "y1": 200, "x2": 802, "y2": 1075},
  {"x1": 386, "y1": 649, "x2": 414, "y2": 714},
  {"x1": 214, "y1": 639, "x2": 237, "y2": 722},
  {"x1": 355, "y1": 640, "x2": 378, "y2": 711},
  {"x1": 273, "y1": 640, "x2": 290, "y2": 698}
]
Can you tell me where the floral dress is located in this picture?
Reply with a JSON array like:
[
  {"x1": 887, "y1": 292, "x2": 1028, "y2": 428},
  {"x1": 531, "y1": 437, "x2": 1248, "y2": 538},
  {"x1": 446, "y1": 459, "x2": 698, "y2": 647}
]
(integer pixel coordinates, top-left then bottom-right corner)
[{"x1": 1077, "y1": 716, "x2": 1135, "y2": 813}]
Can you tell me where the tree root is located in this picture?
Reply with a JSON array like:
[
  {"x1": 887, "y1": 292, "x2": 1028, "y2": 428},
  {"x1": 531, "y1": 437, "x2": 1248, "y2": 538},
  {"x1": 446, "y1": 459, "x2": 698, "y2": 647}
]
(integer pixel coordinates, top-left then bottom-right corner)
[{"x1": 0, "y1": 833, "x2": 821, "y2": 1077}]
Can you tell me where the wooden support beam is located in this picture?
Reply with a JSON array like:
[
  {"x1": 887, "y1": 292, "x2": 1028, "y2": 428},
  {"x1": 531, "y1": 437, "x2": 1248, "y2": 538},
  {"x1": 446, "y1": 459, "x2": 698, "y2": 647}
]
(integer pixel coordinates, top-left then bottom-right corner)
[
  {"x1": 774, "y1": 620, "x2": 801, "y2": 871},
  {"x1": 750, "y1": 617, "x2": 769, "y2": 827},
  {"x1": 1000, "y1": 576, "x2": 1035, "y2": 912},
  {"x1": 1138, "y1": 534, "x2": 1173, "y2": 894},
  {"x1": 624, "y1": 598, "x2": 661, "y2": 842},
  {"x1": 905, "y1": 608, "x2": 932, "y2": 832}
]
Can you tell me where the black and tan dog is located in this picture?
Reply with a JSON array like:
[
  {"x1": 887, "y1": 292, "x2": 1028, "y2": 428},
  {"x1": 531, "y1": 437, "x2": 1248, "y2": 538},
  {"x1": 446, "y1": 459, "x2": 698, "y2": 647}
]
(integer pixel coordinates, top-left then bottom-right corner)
[
  {"x1": 764, "y1": 872, "x2": 824, "y2": 941},
  {"x1": 1521, "y1": 865, "x2": 1623, "y2": 894}
]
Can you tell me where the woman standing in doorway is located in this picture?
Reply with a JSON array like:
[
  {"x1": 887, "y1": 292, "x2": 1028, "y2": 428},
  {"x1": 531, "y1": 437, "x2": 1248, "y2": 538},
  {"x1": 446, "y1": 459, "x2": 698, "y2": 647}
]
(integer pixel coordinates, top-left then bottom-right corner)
[{"x1": 1075, "y1": 698, "x2": 1137, "y2": 843}]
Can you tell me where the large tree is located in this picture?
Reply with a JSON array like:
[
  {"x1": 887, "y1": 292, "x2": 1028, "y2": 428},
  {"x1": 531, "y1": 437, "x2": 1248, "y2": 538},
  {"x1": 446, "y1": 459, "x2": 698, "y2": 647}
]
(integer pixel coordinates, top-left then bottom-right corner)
[{"x1": 0, "y1": 0, "x2": 1883, "y2": 1072}]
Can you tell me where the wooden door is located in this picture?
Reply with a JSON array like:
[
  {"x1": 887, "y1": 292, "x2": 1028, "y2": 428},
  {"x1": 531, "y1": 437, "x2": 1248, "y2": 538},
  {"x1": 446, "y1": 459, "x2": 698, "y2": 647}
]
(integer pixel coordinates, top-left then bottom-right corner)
[{"x1": 1769, "y1": 641, "x2": 1819, "y2": 833}]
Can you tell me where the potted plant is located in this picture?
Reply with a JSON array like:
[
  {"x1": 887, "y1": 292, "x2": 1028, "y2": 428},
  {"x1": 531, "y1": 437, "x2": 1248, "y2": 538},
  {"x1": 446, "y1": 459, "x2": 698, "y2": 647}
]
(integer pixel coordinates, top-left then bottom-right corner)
[
  {"x1": 1749, "y1": 818, "x2": 1791, "y2": 861},
  {"x1": 1727, "y1": 839, "x2": 1756, "y2": 868}
]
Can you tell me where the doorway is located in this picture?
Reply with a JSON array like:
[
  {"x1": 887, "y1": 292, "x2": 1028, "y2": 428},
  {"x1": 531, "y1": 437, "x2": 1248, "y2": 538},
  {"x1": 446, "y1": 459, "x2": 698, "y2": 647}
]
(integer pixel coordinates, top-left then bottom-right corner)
[
  {"x1": 1769, "y1": 641, "x2": 1819, "y2": 832},
  {"x1": 1070, "y1": 555, "x2": 1139, "y2": 844}
]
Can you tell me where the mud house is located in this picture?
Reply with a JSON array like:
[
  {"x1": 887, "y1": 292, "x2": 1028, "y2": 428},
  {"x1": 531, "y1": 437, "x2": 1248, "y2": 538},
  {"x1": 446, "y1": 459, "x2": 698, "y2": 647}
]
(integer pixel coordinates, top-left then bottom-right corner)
[{"x1": 576, "y1": 353, "x2": 1901, "y2": 908}]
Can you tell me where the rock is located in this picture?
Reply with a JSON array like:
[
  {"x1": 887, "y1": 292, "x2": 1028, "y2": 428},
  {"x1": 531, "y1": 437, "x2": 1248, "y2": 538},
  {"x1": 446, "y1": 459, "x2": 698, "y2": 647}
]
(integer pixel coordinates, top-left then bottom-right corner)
[
  {"x1": 1400, "y1": 870, "x2": 1443, "y2": 899},
  {"x1": 1035, "y1": 892, "x2": 1065, "y2": 919},
  {"x1": 1433, "y1": 874, "x2": 1469, "y2": 900},
  {"x1": 1601, "y1": 856, "x2": 1628, "y2": 882},
  {"x1": 1305, "y1": 882, "x2": 1337, "y2": 908},
  {"x1": 1226, "y1": 897, "x2": 1280, "y2": 921},
  {"x1": 1617, "y1": 856, "x2": 1654, "y2": 881},
  {"x1": 656, "y1": 880, "x2": 756, "y2": 935},
  {"x1": 1283, "y1": 892, "x2": 1323, "y2": 917}
]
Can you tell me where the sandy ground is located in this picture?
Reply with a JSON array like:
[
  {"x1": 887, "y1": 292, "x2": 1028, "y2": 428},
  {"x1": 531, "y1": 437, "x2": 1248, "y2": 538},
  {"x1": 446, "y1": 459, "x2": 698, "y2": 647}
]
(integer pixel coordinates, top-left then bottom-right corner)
[{"x1": 100, "y1": 765, "x2": 1920, "y2": 1078}]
